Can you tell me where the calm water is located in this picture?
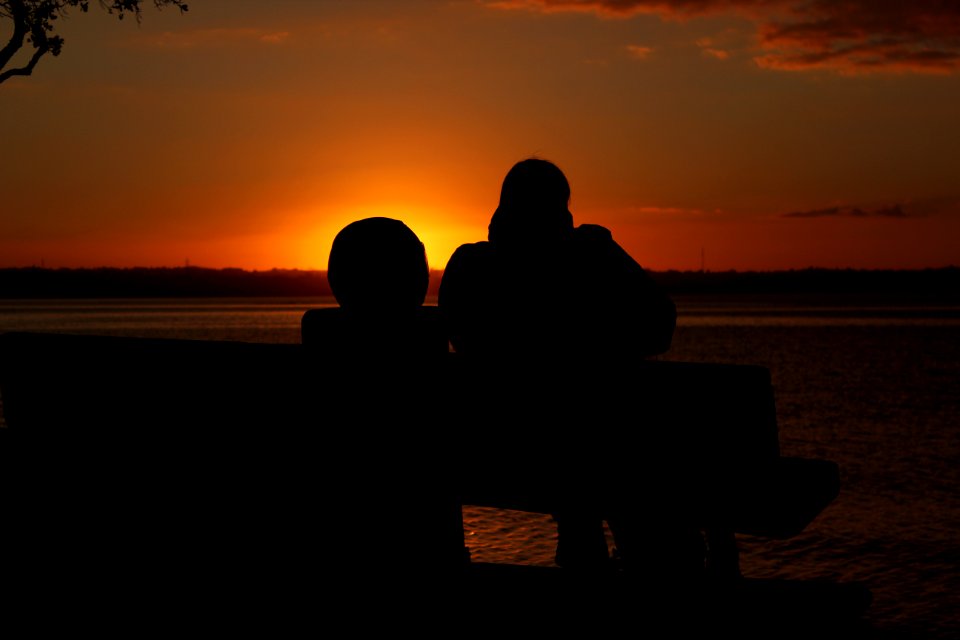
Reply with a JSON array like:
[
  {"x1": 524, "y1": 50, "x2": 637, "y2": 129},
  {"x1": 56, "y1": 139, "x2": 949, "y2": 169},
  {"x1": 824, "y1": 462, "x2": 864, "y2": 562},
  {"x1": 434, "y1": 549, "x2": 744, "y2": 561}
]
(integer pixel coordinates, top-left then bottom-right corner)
[{"x1": 1, "y1": 294, "x2": 958, "y2": 638}]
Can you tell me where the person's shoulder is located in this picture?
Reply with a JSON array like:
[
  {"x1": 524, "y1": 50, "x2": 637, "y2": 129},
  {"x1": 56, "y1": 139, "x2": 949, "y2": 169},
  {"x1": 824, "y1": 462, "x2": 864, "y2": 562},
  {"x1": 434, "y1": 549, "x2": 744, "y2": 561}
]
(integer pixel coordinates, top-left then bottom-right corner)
[
  {"x1": 447, "y1": 241, "x2": 493, "y2": 263},
  {"x1": 442, "y1": 242, "x2": 495, "y2": 280},
  {"x1": 573, "y1": 224, "x2": 614, "y2": 242},
  {"x1": 573, "y1": 223, "x2": 650, "y2": 272},
  {"x1": 452, "y1": 240, "x2": 492, "y2": 253}
]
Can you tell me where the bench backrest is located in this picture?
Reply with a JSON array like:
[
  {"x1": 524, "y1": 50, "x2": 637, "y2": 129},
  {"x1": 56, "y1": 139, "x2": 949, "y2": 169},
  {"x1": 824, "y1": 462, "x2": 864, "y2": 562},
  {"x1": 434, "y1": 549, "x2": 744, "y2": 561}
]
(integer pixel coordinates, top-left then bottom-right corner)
[{"x1": 0, "y1": 327, "x2": 783, "y2": 499}]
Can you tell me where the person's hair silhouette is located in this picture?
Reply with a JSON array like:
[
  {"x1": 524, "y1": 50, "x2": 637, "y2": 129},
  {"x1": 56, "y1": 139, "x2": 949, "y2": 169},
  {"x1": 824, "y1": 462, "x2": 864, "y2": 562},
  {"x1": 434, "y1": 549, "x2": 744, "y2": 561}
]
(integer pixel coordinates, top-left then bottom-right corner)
[
  {"x1": 488, "y1": 158, "x2": 573, "y2": 247},
  {"x1": 327, "y1": 216, "x2": 429, "y2": 314}
]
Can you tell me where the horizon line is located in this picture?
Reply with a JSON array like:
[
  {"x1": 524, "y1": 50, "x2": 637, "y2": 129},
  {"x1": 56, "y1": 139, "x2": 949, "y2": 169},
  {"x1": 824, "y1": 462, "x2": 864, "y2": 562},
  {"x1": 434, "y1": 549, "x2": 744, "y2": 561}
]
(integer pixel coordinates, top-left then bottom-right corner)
[{"x1": 2, "y1": 265, "x2": 959, "y2": 273}]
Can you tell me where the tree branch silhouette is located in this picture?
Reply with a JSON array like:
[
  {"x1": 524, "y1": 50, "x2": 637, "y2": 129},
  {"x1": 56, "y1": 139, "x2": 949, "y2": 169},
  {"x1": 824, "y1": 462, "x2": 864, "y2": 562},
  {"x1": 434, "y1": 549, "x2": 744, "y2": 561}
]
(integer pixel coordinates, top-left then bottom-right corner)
[{"x1": 0, "y1": 0, "x2": 187, "y2": 84}]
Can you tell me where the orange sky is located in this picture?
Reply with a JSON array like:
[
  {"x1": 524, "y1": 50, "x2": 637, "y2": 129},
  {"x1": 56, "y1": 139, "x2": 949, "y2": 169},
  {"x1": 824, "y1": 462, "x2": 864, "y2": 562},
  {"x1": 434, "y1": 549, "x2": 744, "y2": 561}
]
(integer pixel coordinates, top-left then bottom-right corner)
[{"x1": 2, "y1": 0, "x2": 959, "y2": 271}]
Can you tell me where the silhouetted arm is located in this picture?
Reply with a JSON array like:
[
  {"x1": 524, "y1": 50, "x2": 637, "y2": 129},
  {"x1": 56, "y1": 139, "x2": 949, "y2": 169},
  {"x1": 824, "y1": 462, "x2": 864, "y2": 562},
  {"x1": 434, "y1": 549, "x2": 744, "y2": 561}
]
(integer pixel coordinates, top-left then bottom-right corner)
[{"x1": 574, "y1": 224, "x2": 676, "y2": 358}]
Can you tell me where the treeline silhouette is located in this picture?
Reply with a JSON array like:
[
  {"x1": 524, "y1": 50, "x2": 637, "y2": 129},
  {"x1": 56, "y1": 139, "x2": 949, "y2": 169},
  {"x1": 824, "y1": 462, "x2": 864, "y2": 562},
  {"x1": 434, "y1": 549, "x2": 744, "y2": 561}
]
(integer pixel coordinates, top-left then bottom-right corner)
[
  {"x1": 0, "y1": 266, "x2": 957, "y2": 299},
  {"x1": 656, "y1": 266, "x2": 960, "y2": 297},
  {"x1": 0, "y1": 267, "x2": 334, "y2": 298}
]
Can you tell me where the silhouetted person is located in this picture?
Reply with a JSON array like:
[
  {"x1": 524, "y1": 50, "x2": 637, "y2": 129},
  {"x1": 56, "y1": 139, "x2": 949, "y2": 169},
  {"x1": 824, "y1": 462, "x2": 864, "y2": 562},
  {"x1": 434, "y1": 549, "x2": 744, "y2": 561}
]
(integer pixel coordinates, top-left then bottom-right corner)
[
  {"x1": 301, "y1": 217, "x2": 465, "y2": 597},
  {"x1": 439, "y1": 159, "x2": 701, "y2": 580}
]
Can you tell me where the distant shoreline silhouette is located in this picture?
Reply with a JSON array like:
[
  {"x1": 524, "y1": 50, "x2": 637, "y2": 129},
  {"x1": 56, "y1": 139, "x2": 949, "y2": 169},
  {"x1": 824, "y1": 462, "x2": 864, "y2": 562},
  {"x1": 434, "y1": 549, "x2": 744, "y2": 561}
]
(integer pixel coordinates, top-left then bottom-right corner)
[{"x1": 0, "y1": 265, "x2": 957, "y2": 299}]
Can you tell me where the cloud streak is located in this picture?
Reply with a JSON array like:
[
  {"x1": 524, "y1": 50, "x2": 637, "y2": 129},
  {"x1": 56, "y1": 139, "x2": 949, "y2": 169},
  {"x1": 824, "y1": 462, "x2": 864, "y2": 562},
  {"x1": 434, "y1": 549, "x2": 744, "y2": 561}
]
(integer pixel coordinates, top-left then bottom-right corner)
[
  {"x1": 626, "y1": 44, "x2": 655, "y2": 58},
  {"x1": 486, "y1": 1, "x2": 960, "y2": 74},
  {"x1": 783, "y1": 204, "x2": 909, "y2": 219},
  {"x1": 141, "y1": 28, "x2": 291, "y2": 49}
]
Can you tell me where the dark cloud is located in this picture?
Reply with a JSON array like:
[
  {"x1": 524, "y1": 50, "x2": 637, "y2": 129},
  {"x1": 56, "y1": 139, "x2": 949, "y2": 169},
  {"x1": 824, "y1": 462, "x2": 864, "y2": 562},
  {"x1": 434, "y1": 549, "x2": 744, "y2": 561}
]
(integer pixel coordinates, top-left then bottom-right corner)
[
  {"x1": 783, "y1": 204, "x2": 909, "y2": 219},
  {"x1": 487, "y1": 1, "x2": 960, "y2": 74},
  {"x1": 783, "y1": 206, "x2": 841, "y2": 218},
  {"x1": 486, "y1": 1, "x2": 775, "y2": 18},
  {"x1": 898, "y1": 196, "x2": 960, "y2": 218},
  {"x1": 756, "y1": 1, "x2": 960, "y2": 74}
]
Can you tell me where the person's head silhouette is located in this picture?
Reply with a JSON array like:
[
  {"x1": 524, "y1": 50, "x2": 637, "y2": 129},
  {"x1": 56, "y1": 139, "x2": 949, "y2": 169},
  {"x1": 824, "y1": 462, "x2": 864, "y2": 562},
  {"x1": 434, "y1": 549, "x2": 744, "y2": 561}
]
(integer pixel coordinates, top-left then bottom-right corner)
[
  {"x1": 327, "y1": 217, "x2": 429, "y2": 314},
  {"x1": 488, "y1": 158, "x2": 574, "y2": 247}
]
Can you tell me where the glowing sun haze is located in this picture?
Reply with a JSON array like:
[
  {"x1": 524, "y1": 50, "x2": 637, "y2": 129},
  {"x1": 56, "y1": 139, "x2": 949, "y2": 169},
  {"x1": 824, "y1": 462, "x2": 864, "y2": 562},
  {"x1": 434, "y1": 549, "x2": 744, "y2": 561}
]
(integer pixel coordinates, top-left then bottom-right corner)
[{"x1": 2, "y1": 0, "x2": 958, "y2": 271}]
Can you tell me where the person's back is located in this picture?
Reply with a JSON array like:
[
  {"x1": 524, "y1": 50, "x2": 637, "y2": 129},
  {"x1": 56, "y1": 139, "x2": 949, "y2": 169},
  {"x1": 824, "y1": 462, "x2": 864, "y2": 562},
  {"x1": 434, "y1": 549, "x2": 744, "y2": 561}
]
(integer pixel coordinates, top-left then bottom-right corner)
[
  {"x1": 438, "y1": 159, "x2": 692, "y2": 577},
  {"x1": 441, "y1": 226, "x2": 674, "y2": 364}
]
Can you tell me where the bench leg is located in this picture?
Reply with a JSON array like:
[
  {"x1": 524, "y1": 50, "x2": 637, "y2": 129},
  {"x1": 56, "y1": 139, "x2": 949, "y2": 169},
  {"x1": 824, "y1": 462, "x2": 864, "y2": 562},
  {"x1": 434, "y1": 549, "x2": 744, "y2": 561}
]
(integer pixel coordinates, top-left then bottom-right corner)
[
  {"x1": 552, "y1": 510, "x2": 611, "y2": 571},
  {"x1": 704, "y1": 527, "x2": 742, "y2": 581},
  {"x1": 606, "y1": 513, "x2": 706, "y2": 582}
]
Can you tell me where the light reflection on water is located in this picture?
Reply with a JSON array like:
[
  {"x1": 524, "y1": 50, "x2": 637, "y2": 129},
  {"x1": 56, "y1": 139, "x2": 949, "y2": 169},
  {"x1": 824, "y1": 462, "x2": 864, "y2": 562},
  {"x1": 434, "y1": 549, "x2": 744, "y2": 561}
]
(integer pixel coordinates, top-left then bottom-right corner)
[
  {"x1": 2, "y1": 295, "x2": 957, "y2": 337},
  {"x1": 673, "y1": 294, "x2": 960, "y2": 328},
  {"x1": 0, "y1": 297, "x2": 337, "y2": 343},
  {"x1": 0, "y1": 294, "x2": 957, "y2": 638}
]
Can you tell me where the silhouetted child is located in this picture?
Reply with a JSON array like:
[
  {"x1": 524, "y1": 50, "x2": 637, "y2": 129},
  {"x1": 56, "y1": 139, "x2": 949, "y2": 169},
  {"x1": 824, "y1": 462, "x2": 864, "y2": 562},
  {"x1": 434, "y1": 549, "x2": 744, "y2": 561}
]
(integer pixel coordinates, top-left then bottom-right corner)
[
  {"x1": 439, "y1": 159, "x2": 715, "y2": 582},
  {"x1": 301, "y1": 216, "x2": 466, "y2": 588}
]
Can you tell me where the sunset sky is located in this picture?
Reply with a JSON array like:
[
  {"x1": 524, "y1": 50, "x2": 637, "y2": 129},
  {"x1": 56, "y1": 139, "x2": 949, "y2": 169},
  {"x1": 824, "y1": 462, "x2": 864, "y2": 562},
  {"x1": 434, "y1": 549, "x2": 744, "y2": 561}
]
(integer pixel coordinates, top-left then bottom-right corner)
[{"x1": 2, "y1": 0, "x2": 959, "y2": 272}]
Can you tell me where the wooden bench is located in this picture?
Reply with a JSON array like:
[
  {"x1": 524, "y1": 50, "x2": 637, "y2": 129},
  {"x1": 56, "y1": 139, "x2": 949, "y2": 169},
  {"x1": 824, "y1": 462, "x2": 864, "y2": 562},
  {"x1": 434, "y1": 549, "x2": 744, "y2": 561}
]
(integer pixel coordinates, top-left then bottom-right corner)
[{"x1": 0, "y1": 326, "x2": 861, "y2": 629}]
